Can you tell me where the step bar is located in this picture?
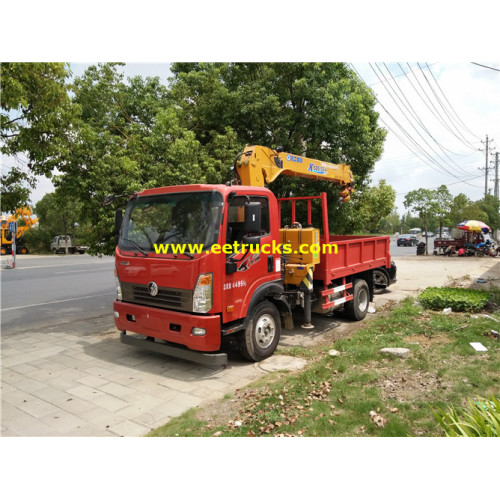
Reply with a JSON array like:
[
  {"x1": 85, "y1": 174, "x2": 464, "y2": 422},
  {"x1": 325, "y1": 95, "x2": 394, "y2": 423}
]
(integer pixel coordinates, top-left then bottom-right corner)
[{"x1": 120, "y1": 331, "x2": 228, "y2": 366}]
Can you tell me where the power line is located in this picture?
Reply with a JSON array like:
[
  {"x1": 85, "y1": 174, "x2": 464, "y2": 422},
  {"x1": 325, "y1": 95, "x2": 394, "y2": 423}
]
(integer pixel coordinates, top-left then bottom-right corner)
[
  {"x1": 397, "y1": 174, "x2": 485, "y2": 196},
  {"x1": 425, "y1": 63, "x2": 482, "y2": 141},
  {"x1": 349, "y1": 64, "x2": 483, "y2": 191},
  {"x1": 368, "y1": 63, "x2": 476, "y2": 180},
  {"x1": 399, "y1": 63, "x2": 478, "y2": 151},
  {"x1": 380, "y1": 62, "x2": 472, "y2": 175},
  {"x1": 416, "y1": 62, "x2": 480, "y2": 150},
  {"x1": 471, "y1": 62, "x2": 500, "y2": 72}
]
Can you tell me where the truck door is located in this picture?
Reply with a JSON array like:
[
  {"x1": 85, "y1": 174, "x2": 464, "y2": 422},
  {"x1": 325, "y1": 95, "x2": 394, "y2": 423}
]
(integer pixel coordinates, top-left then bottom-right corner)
[{"x1": 222, "y1": 195, "x2": 278, "y2": 323}]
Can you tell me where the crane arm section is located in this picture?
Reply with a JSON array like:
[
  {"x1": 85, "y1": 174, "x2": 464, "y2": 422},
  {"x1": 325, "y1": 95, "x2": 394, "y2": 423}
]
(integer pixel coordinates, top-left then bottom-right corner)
[{"x1": 235, "y1": 145, "x2": 354, "y2": 202}]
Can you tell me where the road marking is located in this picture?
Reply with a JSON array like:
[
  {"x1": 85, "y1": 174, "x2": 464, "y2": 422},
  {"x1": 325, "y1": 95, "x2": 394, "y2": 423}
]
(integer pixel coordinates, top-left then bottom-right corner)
[
  {"x1": 55, "y1": 268, "x2": 112, "y2": 274},
  {"x1": 1, "y1": 292, "x2": 113, "y2": 312},
  {"x1": 1, "y1": 261, "x2": 114, "y2": 271}
]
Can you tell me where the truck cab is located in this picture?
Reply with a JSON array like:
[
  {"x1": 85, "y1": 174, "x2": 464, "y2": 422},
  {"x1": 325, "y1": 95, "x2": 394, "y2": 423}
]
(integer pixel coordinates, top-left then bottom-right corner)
[{"x1": 114, "y1": 184, "x2": 283, "y2": 362}]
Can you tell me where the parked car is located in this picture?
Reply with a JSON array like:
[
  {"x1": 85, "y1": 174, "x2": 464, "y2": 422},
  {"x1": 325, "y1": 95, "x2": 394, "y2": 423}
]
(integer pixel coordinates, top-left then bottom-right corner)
[
  {"x1": 50, "y1": 235, "x2": 88, "y2": 254},
  {"x1": 373, "y1": 261, "x2": 397, "y2": 291},
  {"x1": 397, "y1": 234, "x2": 418, "y2": 246}
]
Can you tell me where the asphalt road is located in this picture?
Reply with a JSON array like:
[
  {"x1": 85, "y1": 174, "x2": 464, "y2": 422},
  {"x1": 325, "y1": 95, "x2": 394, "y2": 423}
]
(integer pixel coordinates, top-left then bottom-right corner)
[
  {"x1": 1, "y1": 254, "x2": 115, "y2": 335},
  {"x1": 390, "y1": 236, "x2": 434, "y2": 257}
]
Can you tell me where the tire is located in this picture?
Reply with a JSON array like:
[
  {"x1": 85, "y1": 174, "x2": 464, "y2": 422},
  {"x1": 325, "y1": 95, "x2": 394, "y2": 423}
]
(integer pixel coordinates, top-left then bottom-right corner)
[
  {"x1": 19, "y1": 247, "x2": 28, "y2": 254},
  {"x1": 1, "y1": 247, "x2": 6, "y2": 255},
  {"x1": 239, "y1": 300, "x2": 281, "y2": 362},
  {"x1": 52, "y1": 248, "x2": 58, "y2": 254},
  {"x1": 373, "y1": 268, "x2": 390, "y2": 292},
  {"x1": 78, "y1": 250, "x2": 85, "y2": 254},
  {"x1": 344, "y1": 279, "x2": 370, "y2": 321}
]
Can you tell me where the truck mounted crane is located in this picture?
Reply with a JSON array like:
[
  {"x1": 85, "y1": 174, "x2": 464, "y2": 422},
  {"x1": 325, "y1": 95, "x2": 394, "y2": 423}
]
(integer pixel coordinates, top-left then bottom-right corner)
[{"x1": 110, "y1": 145, "x2": 393, "y2": 365}]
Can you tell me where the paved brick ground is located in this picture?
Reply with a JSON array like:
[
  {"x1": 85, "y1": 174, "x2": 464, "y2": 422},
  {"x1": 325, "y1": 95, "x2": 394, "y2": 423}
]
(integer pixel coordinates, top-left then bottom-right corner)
[{"x1": 1, "y1": 317, "x2": 263, "y2": 436}]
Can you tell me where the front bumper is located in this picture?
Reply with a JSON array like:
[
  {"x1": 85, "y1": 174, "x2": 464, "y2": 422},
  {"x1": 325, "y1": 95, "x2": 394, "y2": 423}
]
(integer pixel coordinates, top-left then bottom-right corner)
[{"x1": 113, "y1": 300, "x2": 222, "y2": 352}]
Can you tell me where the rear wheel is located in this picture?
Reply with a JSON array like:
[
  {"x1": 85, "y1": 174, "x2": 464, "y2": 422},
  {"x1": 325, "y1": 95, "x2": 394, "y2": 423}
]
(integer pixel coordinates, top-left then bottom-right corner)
[
  {"x1": 344, "y1": 279, "x2": 370, "y2": 321},
  {"x1": 19, "y1": 247, "x2": 28, "y2": 254},
  {"x1": 239, "y1": 300, "x2": 281, "y2": 362},
  {"x1": 373, "y1": 268, "x2": 389, "y2": 292},
  {"x1": 1, "y1": 247, "x2": 7, "y2": 255}
]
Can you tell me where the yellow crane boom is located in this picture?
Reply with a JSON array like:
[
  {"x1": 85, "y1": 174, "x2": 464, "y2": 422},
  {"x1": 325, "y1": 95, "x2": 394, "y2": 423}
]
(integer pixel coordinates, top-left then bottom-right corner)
[{"x1": 234, "y1": 145, "x2": 354, "y2": 202}]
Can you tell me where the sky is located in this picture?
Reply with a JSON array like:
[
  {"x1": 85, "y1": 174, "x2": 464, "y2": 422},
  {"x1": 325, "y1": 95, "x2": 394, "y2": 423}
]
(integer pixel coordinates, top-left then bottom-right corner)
[
  {"x1": 27, "y1": 61, "x2": 500, "y2": 218},
  {"x1": 354, "y1": 62, "x2": 500, "y2": 213}
]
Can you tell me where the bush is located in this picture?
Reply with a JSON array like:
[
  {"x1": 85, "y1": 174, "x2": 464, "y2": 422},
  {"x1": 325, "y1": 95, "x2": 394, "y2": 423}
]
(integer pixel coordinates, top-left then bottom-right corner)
[
  {"x1": 21, "y1": 227, "x2": 52, "y2": 253},
  {"x1": 418, "y1": 287, "x2": 490, "y2": 312},
  {"x1": 433, "y1": 396, "x2": 500, "y2": 437}
]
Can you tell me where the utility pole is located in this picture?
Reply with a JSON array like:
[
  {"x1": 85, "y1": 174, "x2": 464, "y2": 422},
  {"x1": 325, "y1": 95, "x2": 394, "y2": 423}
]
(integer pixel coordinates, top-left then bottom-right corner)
[
  {"x1": 493, "y1": 152, "x2": 499, "y2": 200},
  {"x1": 479, "y1": 135, "x2": 494, "y2": 199}
]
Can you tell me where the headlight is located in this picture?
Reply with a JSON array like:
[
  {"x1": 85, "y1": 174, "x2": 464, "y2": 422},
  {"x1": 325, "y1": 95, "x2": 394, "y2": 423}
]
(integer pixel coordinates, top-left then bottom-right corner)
[
  {"x1": 114, "y1": 267, "x2": 122, "y2": 301},
  {"x1": 193, "y1": 273, "x2": 213, "y2": 313}
]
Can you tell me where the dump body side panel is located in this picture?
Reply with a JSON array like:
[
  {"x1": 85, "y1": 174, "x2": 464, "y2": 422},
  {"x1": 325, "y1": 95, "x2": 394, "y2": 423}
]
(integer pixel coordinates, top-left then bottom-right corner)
[{"x1": 315, "y1": 235, "x2": 391, "y2": 284}]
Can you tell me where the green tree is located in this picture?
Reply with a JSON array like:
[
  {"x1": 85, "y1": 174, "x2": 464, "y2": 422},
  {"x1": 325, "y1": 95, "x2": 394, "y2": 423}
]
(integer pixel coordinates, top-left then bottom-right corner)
[
  {"x1": 168, "y1": 63, "x2": 387, "y2": 234},
  {"x1": 448, "y1": 193, "x2": 488, "y2": 229},
  {"x1": 35, "y1": 191, "x2": 87, "y2": 252},
  {"x1": 404, "y1": 188, "x2": 439, "y2": 254},
  {"x1": 434, "y1": 185, "x2": 453, "y2": 237},
  {"x1": 46, "y1": 62, "x2": 386, "y2": 253},
  {"x1": 357, "y1": 179, "x2": 396, "y2": 233},
  {"x1": 1, "y1": 63, "x2": 75, "y2": 211},
  {"x1": 475, "y1": 194, "x2": 500, "y2": 233}
]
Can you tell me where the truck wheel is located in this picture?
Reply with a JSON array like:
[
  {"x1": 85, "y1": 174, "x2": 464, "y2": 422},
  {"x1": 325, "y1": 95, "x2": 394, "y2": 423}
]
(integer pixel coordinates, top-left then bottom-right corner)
[
  {"x1": 19, "y1": 247, "x2": 28, "y2": 254},
  {"x1": 1, "y1": 247, "x2": 6, "y2": 255},
  {"x1": 52, "y1": 248, "x2": 57, "y2": 254},
  {"x1": 344, "y1": 279, "x2": 370, "y2": 321},
  {"x1": 373, "y1": 268, "x2": 389, "y2": 292},
  {"x1": 239, "y1": 301, "x2": 281, "y2": 362}
]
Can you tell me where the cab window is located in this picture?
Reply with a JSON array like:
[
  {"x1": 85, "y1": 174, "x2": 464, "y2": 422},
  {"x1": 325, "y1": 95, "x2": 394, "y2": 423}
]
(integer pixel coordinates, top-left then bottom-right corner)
[{"x1": 227, "y1": 196, "x2": 269, "y2": 244}]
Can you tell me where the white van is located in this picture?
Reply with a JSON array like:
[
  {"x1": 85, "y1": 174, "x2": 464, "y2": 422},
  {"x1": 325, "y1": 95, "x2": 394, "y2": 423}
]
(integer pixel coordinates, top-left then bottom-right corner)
[{"x1": 408, "y1": 228, "x2": 422, "y2": 237}]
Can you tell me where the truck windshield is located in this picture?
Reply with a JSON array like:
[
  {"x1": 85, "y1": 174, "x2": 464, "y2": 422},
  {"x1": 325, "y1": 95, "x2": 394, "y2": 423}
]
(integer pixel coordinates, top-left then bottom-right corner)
[{"x1": 120, "y1": 191, "x2": 223, "y2": 254}]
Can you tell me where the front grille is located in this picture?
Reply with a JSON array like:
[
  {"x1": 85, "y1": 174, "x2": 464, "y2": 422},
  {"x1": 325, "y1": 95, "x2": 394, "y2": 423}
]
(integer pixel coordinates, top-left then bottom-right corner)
[{"x1": 121, "y1": 282, "x2": 193, "y2": 312}]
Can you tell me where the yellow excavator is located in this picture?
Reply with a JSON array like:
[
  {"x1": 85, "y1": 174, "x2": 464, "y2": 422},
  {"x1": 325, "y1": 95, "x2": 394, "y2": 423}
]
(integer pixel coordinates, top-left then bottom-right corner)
[{"x1": 0, "y1": 206, "x2": 39, "y2": 255}]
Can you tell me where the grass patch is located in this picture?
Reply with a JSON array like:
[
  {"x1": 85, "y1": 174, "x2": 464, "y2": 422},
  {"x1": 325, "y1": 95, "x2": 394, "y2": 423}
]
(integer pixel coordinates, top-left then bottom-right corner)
[
  {"x1": 147, "y1": 297, "x2": 500, "y2": 437},
  {"x1": 418, "y1": 287, "x2": 490, "y2": 312}
]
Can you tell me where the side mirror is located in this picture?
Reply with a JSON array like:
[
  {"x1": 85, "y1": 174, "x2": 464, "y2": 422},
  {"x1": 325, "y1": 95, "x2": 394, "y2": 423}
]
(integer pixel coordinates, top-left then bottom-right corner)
[
  {"x1": 242, "y1": 234, "x2": 262, "y2": 246},
  {"x1": 103, "y1": 194, "x2": 115, "y2": 207},
  {"x1": 114, "y1": 209, "x2": 123, "y2": 245},
  {"x1": 244, "y1": 202, "x2": 261, "y2": 234},
  {"x1": 225, "y1": 260, "x2": 237, "y2": 274}
]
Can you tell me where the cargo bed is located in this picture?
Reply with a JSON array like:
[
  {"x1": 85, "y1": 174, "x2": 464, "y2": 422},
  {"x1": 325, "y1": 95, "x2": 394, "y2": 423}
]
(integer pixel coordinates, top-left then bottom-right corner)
[{"x1": 315, "y1": 235, "x2": 391, "y2": 285}]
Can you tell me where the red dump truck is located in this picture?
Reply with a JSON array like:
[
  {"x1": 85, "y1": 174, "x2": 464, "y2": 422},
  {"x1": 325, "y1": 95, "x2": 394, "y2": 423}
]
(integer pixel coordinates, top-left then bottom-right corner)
[{"x1": 108, "y1": 146, "x2": 394, "y2": 365}]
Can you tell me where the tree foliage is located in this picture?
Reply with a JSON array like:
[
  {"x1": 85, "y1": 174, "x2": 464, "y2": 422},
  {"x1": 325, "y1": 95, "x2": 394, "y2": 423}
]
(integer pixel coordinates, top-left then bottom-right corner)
[
  {"x1": 169, "y1": 63, "x2": 387, "y2": 234},
  {"x1": 1, "y1": 62, "x2": 75, "y2": 211},
  {"x1": 404, "y1": 188, "x2": 439, "y2": 253},
  {"x1": 2, "y1": 63, "x2": 387, "y2": 251},
  {"x1": 357, "y1": 180, "x2": 396, "y2": 233}
]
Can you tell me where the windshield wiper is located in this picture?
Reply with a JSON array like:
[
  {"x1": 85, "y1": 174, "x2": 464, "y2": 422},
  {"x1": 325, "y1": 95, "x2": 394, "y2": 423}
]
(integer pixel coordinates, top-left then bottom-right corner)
[
  {"x1": 175, "y1": 251, "x2": 194, "y2": 259},
  {"x1": 121, "y1": 238, "x2": 148, "y2": 257}
]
